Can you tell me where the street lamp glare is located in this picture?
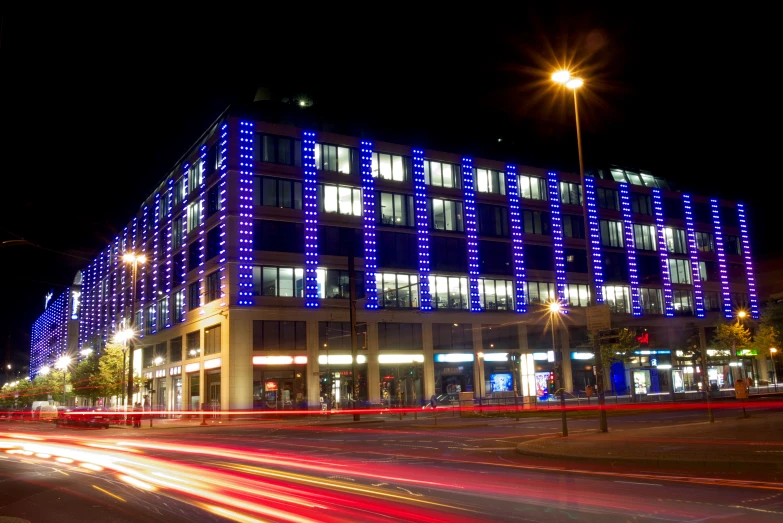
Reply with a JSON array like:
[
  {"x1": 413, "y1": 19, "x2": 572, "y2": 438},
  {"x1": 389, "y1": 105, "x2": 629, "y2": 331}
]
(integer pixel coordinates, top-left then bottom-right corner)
[
  {"x1": 552, "y1": 70, "x2": 571, "y2": 84},
  {"x1": 40, "y1": 366, "x2": 50, "y2": 375},
  {"x1": 80, "y1": 348, "x2": 93, "y2": 357},
  {"x1": 122, "y1": 253, "x2": 147, "y2": 264},
  {"x1": 548, "y1": 301, "x2": 562, "y2": 313},
  {"x1": 737, "y1": 310, "x2": 747, "y2": 319},
  {"x1": 771, "y1": 347, "x2": 778, "y2": 353},
  {"x1": 154, "y1": 357, "x2": 163, "y2": 365},
  {"x1": 56, "y1": 356, "x2": 71, "y2": 370},
  {"x1": 565, "y1": 78, "x2": 584, "y2": 89}
]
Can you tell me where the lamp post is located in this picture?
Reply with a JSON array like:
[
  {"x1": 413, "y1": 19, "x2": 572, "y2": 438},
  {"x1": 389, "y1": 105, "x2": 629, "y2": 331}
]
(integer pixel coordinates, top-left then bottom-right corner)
[
  {"x1": 122, "y1": 253, "x2": 146, "y2": 409},
  {"x1": 770, "y1": 348, "x2": 779, "y2": 390},
  {"x1": 552, "y1": 70, "x2": 608, "y2": 433},
  {"x1": 151, "y1": 356, "x2": 163, "y2": 427},
  {"x1": 55, "y1": 355, "x2": 71, "y2": 406},
  {"x1": 548, "y1": 301, "x2": 568, "y2": 437},
  {"x1": 113, "y1": 328, "x2": 133, "y2": 423}
]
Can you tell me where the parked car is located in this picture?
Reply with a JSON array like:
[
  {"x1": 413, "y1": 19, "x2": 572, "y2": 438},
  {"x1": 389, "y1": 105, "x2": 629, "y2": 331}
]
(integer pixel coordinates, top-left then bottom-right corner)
[
  {"x1": 10, "y1": 406, "x2": 33, "y2": 421},
  {"x1": 57, "y1": 407, "x2": 111, "y2": 428},
  {"x1": 33, "y1": 405, "x2": 60, "y2": 422}
]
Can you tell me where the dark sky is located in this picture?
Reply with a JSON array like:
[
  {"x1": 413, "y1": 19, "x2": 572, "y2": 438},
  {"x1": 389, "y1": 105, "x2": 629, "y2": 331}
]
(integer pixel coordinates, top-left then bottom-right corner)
[{"x1": 0, "y1": 8, "x2": 777, "y2": 365}]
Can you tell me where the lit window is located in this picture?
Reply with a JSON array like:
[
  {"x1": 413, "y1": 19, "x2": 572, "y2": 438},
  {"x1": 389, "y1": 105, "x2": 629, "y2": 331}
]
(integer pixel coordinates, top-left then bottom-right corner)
[
  {"x1": 664, "y1": 227, "x2": 687, "y2": 254},
  {"x1": 319, "y1": 184, "x2": 362, "y2": 217},
  {"x1": 600, "y1": 220, "x2": 624, "y2": 248},
  {"x1": 633, "y1": 224, "x2": 657, "y2": 251},
  {"x1": 478, "y1": 279, "x2": 515, "y2": 310},
  {"x1": 525, "y1": 281, "x2": 556, "y2": 304},
  {"x1": 372, "y1": 152, "x2": 408, "y2": 181},
  {"x1": 187, "y1": 201, "x2": 201, "y2": 233},
  {"x1": 559, "y1": 182, "x2": 582, "y2": 205},
  {"x1": 424, "y1": 161, "x2": 461, "y2": 188},
  {"x1": 672, "y1": 290, "x2": 694, "y2": 315},
  {"x1": 668, "y1": 258, "x2": 692, "y2": 284},
  {"x1": 518, "y1": 175, "x2": 547, "y2": 201},
  {"x1": 315, "y1": 143, "x2": 353, "y2": 174},
  {"x1": 429, "y1": 276, "x2": 469, "y2": 310},
  {"x1": 639, "y1": 288, "x2": 663, "y2": 314},
  {"x1": 378, "y1": 192, "x2": 414, "y2": 227},
  {"x1": 602, "y1": 285, "x2": 631, "y2": 313},
  {"x1": 253, "y1": 266, "x2": 305, "y2": 297},
  {"x1": 475, "y1": 169, "x2": 506, "y2": 195},
  {"x1": 428, "y1": 198, "x2": 464, "y2": 232},
  {"x1": 376, "y1": 273, "x2": 419, "y2": 308}
]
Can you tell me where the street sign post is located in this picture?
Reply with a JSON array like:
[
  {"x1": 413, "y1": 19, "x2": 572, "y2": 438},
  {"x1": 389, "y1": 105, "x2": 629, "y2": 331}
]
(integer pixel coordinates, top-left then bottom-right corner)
[{"x1": 586, "y1": 304, "x2": 611, "y2": 332}]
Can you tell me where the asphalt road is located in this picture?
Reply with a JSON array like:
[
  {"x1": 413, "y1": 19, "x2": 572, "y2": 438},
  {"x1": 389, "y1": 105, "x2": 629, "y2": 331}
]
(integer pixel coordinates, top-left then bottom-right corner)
[{"x1": 2, "y1": 408, "x2": 782, "y2": 522}]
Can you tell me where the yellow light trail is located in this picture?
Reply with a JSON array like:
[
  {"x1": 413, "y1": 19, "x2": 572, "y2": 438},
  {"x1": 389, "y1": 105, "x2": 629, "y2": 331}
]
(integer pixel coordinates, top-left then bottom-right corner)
[{"x1": 92, "y1": 485, "x2": 127, "y2": 502}]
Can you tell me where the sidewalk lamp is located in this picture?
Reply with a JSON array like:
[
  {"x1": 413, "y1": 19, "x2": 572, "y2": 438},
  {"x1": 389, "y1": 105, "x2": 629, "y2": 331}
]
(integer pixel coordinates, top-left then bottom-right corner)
[
  {"x1": 151, "y1": 356, "x2": 163, "y2": 427},
  {"x1": 122, "y1": 252, "x2": 145, "y2": 410},
  {"x1": 771, "y1": 348, "x2": 779, "y2": 386},
  {"x1": 548, "y1": 300, "x2": 568, "y2": 437},
  {"x1": 39, "y1": 366, "x2": 50, "y2": 376},
  {"x1": 55, "y1": 355, "x2": 72, "y2": 406}
]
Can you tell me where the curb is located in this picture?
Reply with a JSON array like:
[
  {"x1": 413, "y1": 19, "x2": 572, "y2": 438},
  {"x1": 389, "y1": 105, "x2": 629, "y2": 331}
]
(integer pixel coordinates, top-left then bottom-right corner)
[{"x1": 515, "y1": 440, "x2": 783, "y2": 473}]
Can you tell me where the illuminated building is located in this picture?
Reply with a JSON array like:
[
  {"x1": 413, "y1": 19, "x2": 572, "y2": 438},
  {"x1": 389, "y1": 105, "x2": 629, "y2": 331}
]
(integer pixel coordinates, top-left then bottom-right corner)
[
  {"x1": 71, "y1": 106, "x2": 759, "y2": 410},
  {"x1": 29, "y1": 272, "x2": 82, "y2": 378}
]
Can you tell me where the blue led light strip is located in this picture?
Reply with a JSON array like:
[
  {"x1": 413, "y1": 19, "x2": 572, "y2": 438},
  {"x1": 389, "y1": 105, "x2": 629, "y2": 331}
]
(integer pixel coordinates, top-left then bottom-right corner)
[
  {"x1": 237, "y1": 121, "x2": 255, "y2": 306},
  {"x1": 78, "y1": 266, "x2": 89, "y2": 349},
  {"x1": 582, "y1": 177, "x2": 604, "y2": 304},
  {"x1": 197, "y1": 145, "x2": 207, "y2": 314},
  {"x1": 180, "y1": 163, "x2": 188, "y2": 311},
  {"x1": 165, "y1": 180, "x2": 174, "y2": 309},
  {"x1": 302, "y1": 131, "x2": 320, "y2": 308},
  {"x1": 120, "y1": 227, "x2": 128, "y2": 323},
  {"x1": 736, "y1": 203, "x2": 759, "y2": 319},
  {"x1": 619, "y1": 183, "x2": 642, "y2": 316},
  {"x1": 140, "y1": 205, "x2": 148, "y2": 330},
  {"x1": 412, "y1": 149, "x2": 432, "y2": 310},
  {"x1": 547, "y1": 172, "x2": 568, "y2": 311},
  {"x1": 151, "y1": 194, "x2": 160, "y2": 333},
  {"x1": 652, "y1": 189, "x2": 674, "y2": 316},
  {"x1": 710, "y1": 198, "x2": 733, "y2": 319},
  {"x1": 362, "y1": 141, "x2": 379, "y2": 310},
  {"x1": 218, "y1": 123, "x2": 229, "y2": 307},
  {"x1": 462, "y1": 158, "x2": 481, "y2": 312},
  {"x1": 505, "y1": 165, "x2": 527, "y2": 313},
  {"x1": 682, "y1": 194, "x2": 705, "y2": 318}
]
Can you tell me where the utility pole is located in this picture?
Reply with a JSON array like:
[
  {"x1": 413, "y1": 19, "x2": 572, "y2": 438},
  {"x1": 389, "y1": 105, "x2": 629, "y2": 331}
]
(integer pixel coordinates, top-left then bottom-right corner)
[{"x1": 348, "y1": 250, "x2": 360, "y2": 421}]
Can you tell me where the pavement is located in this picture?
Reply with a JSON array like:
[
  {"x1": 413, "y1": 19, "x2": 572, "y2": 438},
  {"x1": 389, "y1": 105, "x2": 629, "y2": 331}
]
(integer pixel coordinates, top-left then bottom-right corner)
[{"x1": 516, "y1": 409, "x2": 783, "y2": 472}]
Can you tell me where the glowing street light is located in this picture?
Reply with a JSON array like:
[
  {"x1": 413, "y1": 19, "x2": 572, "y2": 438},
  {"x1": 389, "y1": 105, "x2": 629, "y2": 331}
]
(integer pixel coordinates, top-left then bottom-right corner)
[
  {"x1": 546, "y1": 300, "x2": 568, "y2": 436},
  {"x1": 56, "y1": 356, "x2": 72, "y2": 406},
  {"x1": 737, "y1": 310, "x2": 747, "y2": 319},
  {"x1": 548, "y1": 301, "x2": 562, "y2": 314},
  {"x1": 122, "y1": 252, "x2": 146, "y2": 407},
  {"x1": 80, "y1": 348, "x2": 93, "y2": 357},
  {"x1": 551, "y1": 70, "x2": 571, "y2": 84},
  {"x1": 39, "y1": 366, "x2": 50, "y2": 376}
]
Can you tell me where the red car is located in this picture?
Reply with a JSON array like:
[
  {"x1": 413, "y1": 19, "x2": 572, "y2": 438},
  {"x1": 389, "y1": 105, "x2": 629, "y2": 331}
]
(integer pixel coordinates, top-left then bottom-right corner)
[{"x1": 57, "y1": 407, "x2": 111, "y2": 428}]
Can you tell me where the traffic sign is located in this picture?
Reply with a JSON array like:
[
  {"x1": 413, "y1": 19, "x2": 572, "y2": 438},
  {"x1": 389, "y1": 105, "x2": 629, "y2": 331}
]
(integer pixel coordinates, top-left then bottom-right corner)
[{"x1": 586, "y1": 304, "x2": 611, "y2": 331}]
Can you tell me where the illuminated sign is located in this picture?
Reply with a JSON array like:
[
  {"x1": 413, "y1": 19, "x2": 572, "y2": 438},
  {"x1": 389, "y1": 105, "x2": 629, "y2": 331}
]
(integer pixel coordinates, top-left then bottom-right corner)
[
  {"x1": 378, "y1": 354, "x2": 424, "y2": 364},
  {"x1": 169, "y1": 366, "x2": 181, "y2": 376},
  {"x1": 204, "y1": 358, "x2": 221, "y2": 370},
  {"x1": 45, "y1": 292, "x2": 53, "y2": 310},
  {"x1": 737, "y1": 349, "x2": 758, "y2": 356},
  {"x1": 636, "y1": 332, "x2": 649, "y2": 345},
  {"x1": 532, "y1": 352, "x2": 549, "y2": 361},
  {"x1": 634, "y1": 350, "x2": 670, "y2": 355},
  {"x1": 482, "y1": 353, "x2": 508, "y2": 362},
  {"x1": 318, "y1": 355, "x2": 368, "y2": 365},
  {"x1": 571, "y1": 352, "x2": 594, "y2": 360},
  {"x1": 434, "y1": 353, "x2": 474, "y2": 363},
  {"x1": 253, "y1": 356, "x2": 309, "y2": 365}
]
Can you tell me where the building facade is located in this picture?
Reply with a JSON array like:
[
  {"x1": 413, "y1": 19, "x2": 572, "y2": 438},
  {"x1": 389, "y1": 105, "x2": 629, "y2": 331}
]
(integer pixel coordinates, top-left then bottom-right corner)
[
  {"x1": 69, "y1": 108, "x2": 760, "y2": 411},
  {"x1": 30, "y1": 272, "x2": 82, "y2": 378}
]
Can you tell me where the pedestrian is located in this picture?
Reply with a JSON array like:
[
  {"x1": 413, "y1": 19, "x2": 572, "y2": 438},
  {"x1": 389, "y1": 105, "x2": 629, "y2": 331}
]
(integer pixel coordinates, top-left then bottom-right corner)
[{"x1": 133, "y1": 402, "x2": 142, "y2": 428}]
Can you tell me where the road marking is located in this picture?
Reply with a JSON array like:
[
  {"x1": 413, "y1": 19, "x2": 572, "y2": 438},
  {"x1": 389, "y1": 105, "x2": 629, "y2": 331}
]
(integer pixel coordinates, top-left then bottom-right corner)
[
  {"x1": 92, "y1": 485, "x2": 127, "y2": 502},
  {"x1": 729, "y1": 505, "x2": 783, "y2": 515},
  {"x1": 615, "y1": 481, "x2": 662, "y2": 487}
]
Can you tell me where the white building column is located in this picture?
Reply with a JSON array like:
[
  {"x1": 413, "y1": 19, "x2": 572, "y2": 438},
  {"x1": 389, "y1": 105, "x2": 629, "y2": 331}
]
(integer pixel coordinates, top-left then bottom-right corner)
[
  {"x1": 422, "y1": 322, "x2": 435, "y2": 401},
  {"x1": 306, "y1": 320, "x2": 320, "y2": 409},
  {"x1": 517, "y1": 324, "x2": 536, "y2": 399},
  {"x1": 559, "y1": 325, "x2": 573, "y2": 393},
  {"x1": 226, "y1": 312, "x2": 252, "y2": 411},
  {"x1": 366, "y1": 321, "x2": 380, "y2": 404},
  {"x1": 472, "y1": 324, "x2": 485, "y2": 399}
]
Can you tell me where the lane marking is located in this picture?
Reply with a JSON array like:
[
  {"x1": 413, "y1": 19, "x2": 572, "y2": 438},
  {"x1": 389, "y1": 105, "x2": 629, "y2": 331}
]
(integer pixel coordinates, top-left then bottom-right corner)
[
  {"x1": 615, "y1": 481, "x2": 662, "y2": 487},
  {"x1": 92, "y1": 485, "x2": 127, "y2": 502}
]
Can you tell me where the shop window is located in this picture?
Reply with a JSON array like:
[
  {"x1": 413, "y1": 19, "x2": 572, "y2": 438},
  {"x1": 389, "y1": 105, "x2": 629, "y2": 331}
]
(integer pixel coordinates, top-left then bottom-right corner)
[
  {"x1": 371, "y1": 152, "x2": 409, "y2": 182},
  {"x1": 475, "y1": 169, "x2": 506, "y2": 195},
  {"x1": 204, "y1": 324, "x2": 221, "y2": 355},
  {"x1": 376, "y1": 273, "x2": 419, "y2": 308},
  {"x1": 478, "y1": 279, "x2": 515, "y2": 311},
  {"x1": 424, "y1": 160, "x2": 461, "y2": 188},
  {"x1": 378, "y1": 192, "x2": 415, "y2": 227},
  {"x1": 429, "y1": 275, "x2": 469, "y2": 310},
  {"x1": 378, "y1": 323, "x2": 423, "y2": 351},
  {"x1": 432, "y1": 323, "x2": 473, "y2": 351},
  {"x1": 518, "y1": 175, "x2": 547, "y2": 201},
  {"x1": 253, "y1": 321, "x2": 306, "y2": 351}
]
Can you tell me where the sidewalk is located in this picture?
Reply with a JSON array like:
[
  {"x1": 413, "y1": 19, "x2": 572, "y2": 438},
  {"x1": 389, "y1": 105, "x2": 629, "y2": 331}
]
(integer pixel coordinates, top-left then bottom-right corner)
[{"x1": 516, "y1": 410, "x2": 783, "y2": 472}]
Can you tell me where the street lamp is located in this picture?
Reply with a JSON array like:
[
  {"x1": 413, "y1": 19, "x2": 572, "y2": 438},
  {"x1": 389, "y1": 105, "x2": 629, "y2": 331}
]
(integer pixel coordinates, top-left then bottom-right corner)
[
  {"x1": 151, "y1": 356, "x2": 163, "y2": 427},
  {"x1": 122, "y1": 252, "x2": 146, "y2": 407},
  {"x1": 547, "y1": 300, "x2": 568, "y2": 437},
  {"x1": 56, "y1": 355, "x2": 72, "y2": 406},
  {"x1": 39, "y1": 366, "x2": 50, "y2": 376},
  {"x1": 771, "y1": 348, "x2": 779, "y2": 388},
  {"x1": 551, "y1": 69, "x2": 608, "y2": 432}
]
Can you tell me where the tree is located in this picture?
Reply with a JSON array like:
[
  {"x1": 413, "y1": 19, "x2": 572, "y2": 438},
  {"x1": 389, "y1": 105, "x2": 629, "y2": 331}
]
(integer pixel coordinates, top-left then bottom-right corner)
[
  {"x1": 592, "y1": 328, "x2": 641, "y2": 369},
  {"x1": 712, "y1": 322, "x2": 752, "y2": 354},
  {"x1": 760, "y1": 301, "x2": 783, "y2": 335},
  {"x1": 96, "y1": 343, "x2": 127, "y2": 401},
  {"x1": 72, "y1": 354, "x2": 101, "y2": 406},
  {"x1": 752, "y1": 325, "x2": 782, "y2": 359}
]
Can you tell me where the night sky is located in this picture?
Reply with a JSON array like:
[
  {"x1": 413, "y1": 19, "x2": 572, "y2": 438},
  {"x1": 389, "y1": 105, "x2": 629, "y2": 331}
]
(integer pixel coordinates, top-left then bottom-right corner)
[{"x1": 1, "y1": 9, "x2": 776, "y2": 366}]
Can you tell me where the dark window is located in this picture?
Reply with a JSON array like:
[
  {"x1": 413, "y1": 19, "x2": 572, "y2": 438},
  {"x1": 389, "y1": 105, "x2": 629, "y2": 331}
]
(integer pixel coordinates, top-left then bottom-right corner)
[
  {"x1": 603, "y1": 251, "x2": 629, "y2": 282},
  {"x1": 173, "y1": 252, "x2": 185, "y2": 287},
  {"x1": 206, "y1": 143, "x2": 219, "y2": 175},
  {"x1": 600, "y1": 220, "x2": 624, "y2": 248},
  {"x1": 630, "y1": 193, "x2": 653, "y2": 215},
  {"x1": 728, "y1": 263, "x2": 745, "y2": 283},
  {"x1": 142, "y1": 346, "x2": 153, "y2": 368},
  {"x1": 725, "y1": 235, "x2": 743, "y2": 255},
  {"x1": 206, "y1": 227, "x2": 221, "y2": 261},
  {"x1": 253, "y1": 220, "x2": 305, "y2": 253},
  {"x1": 479, "y1": 240, "x2": 512, "y2": 275},
  {"x1": 672, "y1": 290, "x2": 694, "y2": 316},
  {"x1": 699, "y1": 261, "x2": 719, "y2": 282},
  {"x1": 322, "y1": 269, "x2": 365, "y2": 299},
  {"x1": 204, "y1": 324, "x2": 221, "y2": 355},
  {"x1": 722, "y1": 207, "x2": 739, "y2": 228},
  {"x1": 378, "y1": 323, "x2": 423, "y2": 351},
  {"x1": 188, "y1": 241, "x2": 201, "y2": 271},
  {"x1": 637, "y1": 255, "x2": 661, "y2": 284},
  {"x1": 523, "y1": 210, "x2": 551, "y2": 235},
  {"x1": 205, "y1": 271, "x2": 220, "y2": 303},
  {"x1": 597, "y1": 188, "x2": 620, "y2": 210},
  {"x1": 696, "y1": 232, "x2": 714, "y2": 252},
  {"x1": 319, "y1": 226, "x2": 364, "y2": 257},
  {"x1": 731, "y1": 292, "x2": 749, "y2": 309},
  {"x1": 154, "y1": 342, "x2": 167, "y2": 363},
  {"x1": 430, "y1": 236, "x2": 468, "y2": 272},
  {"x1": 186, "y1": 331, "x2": 200, "y2": 358},
  {"x1": 565, "y1": 248, "x2": 588, "y2": 273},
  {"x1": 253, "y1": 321, "x2": 306, "y2": 351},
  {"x1": 704, "y1": 292, "x2": 721, "y2": 312},
  {"x1": 207, "y1": 185, "x2": 221, "y2": 217},
  {"x1": 378, "y1": 192, "x2": 415, "y2": 227},
  {"x1": 663, "y1": 197, "x2": 685, "y2": 221},
  {"x1": 639, "y1": 288, "x2": 663, "y2": 314},
  {"x1": 254, "y1": 133, "x2": 302, "y2": 166},
  {"x1": 432, "y1": 323, "x2": 472, "y2": 351},
  {"x1": 562, "y1": 215, "x2": 585, "y2": 239},
  {"x1": 525, "y1": 244, "x2": 554, "y2": 271},
  {"x1": 478, "y1": 204, "x2": 509, "y2": 237},
  {"x1": 254, "y1": 176, "x2": 303, "y2": 209},
  {"x1": 692, "y1": 202, "x2": 712, "y2": 224},
  {"x1": 378, "y1": 231, "x2": 418, "y2": 270},
  {"x1": 170, "y1": 337, "x2": 182, "y2": 362},
  {"x1": 318, "y1": 322, "x2": 368, "y2": 351}
]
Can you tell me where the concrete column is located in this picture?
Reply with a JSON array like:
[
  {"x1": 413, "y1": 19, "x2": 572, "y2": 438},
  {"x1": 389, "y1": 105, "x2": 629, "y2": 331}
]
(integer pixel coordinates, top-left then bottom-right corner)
[
  {"x1": 422, "y1": 322, "x2": 435, "y2": 400},
  {"x1": 518, "y1": 323, "x2": 529, "y2": 352},
  {"x1": 560, "y1": 325, "x2": 573, "y2": 393},
  {"x1": 366, "y1": 321, "x2": 380, "y2": 404},
  {"x1": 226, "y1": 312, "x2": 252, "y2": 410},
  {"x1": 472, "y1": 324, "x2": 485, "y2": 399},
  {"x1": 758, "y1": 356, "x2": 769, "y2": 383},
  {"x1": 306, "y1": 320, "x2": 320, "y2": 409}
]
